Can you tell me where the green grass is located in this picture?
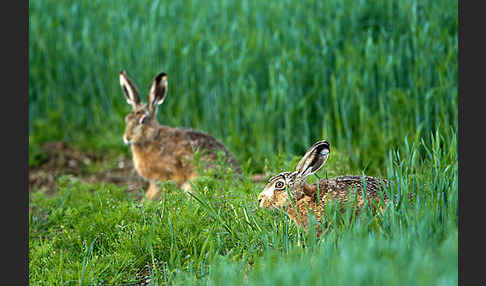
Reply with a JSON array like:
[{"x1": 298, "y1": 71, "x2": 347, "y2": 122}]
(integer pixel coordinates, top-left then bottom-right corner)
[
  {"x1": 29, "y1": 0, "x2": 458, "y2": 284},
  {"x1": 29, "y1": 131, "x2": 457, "y2": 285}
]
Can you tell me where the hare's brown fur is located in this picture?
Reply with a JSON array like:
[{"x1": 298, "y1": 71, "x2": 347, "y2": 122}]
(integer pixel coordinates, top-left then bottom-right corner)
[
  {"x1": 280, "y1": 176, "x2": 388, "y2": 236},
  {"x1": 258, "y1": 140, "x2": 389, "y2": 237},
  {"x1": 120, "y1": 71, "x2": 241, "y2": 200}
]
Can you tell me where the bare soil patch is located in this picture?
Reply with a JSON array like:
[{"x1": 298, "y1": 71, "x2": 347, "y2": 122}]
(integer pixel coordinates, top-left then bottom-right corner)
[{"x1": 29, "y1": 141, "x2": 147, "y2": 198}]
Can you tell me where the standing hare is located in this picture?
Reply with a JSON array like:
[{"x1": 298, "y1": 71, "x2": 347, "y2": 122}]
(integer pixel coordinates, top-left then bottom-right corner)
[
  {"x1": 258, "y1": 140, "x2": 389, "y2": 236},
  {"x1": 119, "y1": 70, "x2": 241, "y2": 200}
]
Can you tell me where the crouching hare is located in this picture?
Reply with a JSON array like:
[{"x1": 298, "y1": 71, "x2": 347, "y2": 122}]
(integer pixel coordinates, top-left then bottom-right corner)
[
  {"x1": 258, "y1": 140, "x2": 389, "y2": 236},
  {"x1": 119, "y1": 70, "x2": 241, "y2": 200}
]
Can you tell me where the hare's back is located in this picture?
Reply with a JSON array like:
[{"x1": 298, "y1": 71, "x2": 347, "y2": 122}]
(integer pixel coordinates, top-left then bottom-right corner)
[
  {"x1": 318, "y1": 176, "x2": 389, "y2": 205},
  {"x1": 182, "y1": 129, "x2": 241, "y2": 172}
]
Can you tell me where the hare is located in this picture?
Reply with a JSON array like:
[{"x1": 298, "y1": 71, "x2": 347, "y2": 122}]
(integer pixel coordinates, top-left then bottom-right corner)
[
  {"x1": 258, "y1": 140, "x2": 389, "y2": 236},
  {"x1": 119, "y1": 70, "x2": 241, "y2": 200}
]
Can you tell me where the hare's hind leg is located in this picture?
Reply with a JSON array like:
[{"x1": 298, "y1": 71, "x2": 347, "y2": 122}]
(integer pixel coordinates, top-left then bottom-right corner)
[{"x1": 145, "y1": 180, "x2": 161, "y2": 200}]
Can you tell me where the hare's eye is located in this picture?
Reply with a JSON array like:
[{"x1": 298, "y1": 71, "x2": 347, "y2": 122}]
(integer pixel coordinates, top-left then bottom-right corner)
[
  {"x1": 275, "y1": 181, "x2": 284, "y2": 189},
  {"x1": 139, "y1": 115, "x2": 149, "y2": 124}
]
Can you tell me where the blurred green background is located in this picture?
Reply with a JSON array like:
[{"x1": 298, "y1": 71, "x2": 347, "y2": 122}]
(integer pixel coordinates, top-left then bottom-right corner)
[{"x1": 29, "y1": 0, "x2": 457, "y2": 173}]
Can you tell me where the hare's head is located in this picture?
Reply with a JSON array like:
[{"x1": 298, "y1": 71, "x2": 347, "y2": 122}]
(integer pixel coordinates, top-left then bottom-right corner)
[
  {"x1": 258, "y1": 140, "x2": 330, "y2": 209},
  {"x1": 119, "y1": 71, "x2": 168, "y2": 145}
]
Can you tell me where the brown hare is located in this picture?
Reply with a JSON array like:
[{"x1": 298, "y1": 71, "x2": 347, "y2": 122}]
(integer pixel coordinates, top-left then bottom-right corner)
[
  {"x1": 119, "y1": 70, "x2": 241, "y2": 200},
  {"x1": 258, "y1": 140, "x2": 389, "y2": 236}
]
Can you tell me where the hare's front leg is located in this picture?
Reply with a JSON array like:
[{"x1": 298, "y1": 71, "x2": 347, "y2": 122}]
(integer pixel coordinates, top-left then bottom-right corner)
[
  {"x1": 180, "y1": 181, "x2": 194, "y2": 193},
  {"x1": 145, "y1": 180, "x2": 161, "y2": 200}
]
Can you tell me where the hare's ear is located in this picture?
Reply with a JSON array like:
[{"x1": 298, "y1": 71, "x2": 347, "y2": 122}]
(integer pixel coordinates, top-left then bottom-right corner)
[
  {"x1": 120, "y1": 70, "x2": 141, "y2": 108},
  {"x1": 147, "y1": 72, "x2": 168, "y2": 113},
  {"x1": 295, "y1": 140, "x2": 330, "y2": 179}
]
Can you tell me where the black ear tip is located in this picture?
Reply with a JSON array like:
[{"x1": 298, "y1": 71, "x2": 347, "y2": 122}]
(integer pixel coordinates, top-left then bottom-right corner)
[
  {"x1": 323, "y1": 140, "x2": 330, "y2": 149},
  {"x1": 155, "y1": 72, "x2": 168, "y2": 82},
  {"x1": 315, "y1": 140, "x2": 330, "y2": 149},
  {"x1": 313, "y1": 140, "x2": 330, "y2": 153}
]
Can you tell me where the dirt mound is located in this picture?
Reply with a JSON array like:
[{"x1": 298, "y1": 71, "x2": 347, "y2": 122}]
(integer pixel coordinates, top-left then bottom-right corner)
[{"x1": 29, "y1": 141, "x2": 146, "y2": 197}]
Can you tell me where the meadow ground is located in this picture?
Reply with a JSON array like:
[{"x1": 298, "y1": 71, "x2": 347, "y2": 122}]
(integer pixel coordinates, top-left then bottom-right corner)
[{"x1": 29, "y1": 0, "x2": 457, "y2": 285}]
